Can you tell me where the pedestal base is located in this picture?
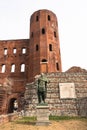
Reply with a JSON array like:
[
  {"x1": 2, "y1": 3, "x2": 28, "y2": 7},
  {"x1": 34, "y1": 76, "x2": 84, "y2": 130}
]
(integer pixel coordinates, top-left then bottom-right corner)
[{"x1": 36, "y1": 105, "x2": 50, "y2": 126}]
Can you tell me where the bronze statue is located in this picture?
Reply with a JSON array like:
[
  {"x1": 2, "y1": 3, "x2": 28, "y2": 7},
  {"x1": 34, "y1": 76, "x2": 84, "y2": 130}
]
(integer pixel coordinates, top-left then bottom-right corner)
[{"x1": 36, "y1": 73, "x2": 49, "y2": 104}]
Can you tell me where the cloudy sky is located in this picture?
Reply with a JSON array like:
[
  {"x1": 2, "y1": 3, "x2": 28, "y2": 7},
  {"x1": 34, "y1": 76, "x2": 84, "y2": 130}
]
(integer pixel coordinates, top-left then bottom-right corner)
[{"x1": 0, "y1": 0, "x2": 87, "y2": 71}]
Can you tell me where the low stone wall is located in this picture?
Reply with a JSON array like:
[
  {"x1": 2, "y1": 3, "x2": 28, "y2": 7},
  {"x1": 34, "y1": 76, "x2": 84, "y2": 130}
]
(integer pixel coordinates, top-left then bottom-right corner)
[
  {"x1": 0, "y1": 112, "x2": 20, "y2": 125},
  {"x1": 24, "y1": 72, "x2": 87, "y2": 117}
]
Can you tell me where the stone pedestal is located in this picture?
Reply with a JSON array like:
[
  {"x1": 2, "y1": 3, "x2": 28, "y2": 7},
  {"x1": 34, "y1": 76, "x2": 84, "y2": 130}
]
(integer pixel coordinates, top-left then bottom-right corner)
[{"x1": 36, "y1": 105, "x2": 50, "y2": 126}]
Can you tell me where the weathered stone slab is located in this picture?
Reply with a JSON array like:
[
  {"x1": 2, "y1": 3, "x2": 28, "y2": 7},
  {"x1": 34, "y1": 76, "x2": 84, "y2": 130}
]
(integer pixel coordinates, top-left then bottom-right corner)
[{"x1": 59, "y1": 83, "x2": 76, "y2": 99}]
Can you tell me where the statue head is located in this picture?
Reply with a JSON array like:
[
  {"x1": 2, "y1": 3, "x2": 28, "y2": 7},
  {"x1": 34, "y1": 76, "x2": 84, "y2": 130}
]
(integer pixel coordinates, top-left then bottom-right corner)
[
  {"x1": 41, "y1": 73, "x2": 44, "y2": 77},
  {"x1": 34, "y1": 74, "x2": 40, "y2": 79}
]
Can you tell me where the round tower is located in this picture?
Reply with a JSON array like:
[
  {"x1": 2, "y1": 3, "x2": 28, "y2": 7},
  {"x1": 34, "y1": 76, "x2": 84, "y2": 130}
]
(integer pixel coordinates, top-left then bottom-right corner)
[{"x1": 28, "y1": 9, "x2": 62, "y2": 82}]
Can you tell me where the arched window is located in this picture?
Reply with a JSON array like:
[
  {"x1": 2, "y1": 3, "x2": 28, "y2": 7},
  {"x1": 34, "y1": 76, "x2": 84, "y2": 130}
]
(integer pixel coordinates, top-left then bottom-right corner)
[
  {"x1": 4, "y1": 48, "x2": 7, "y2": 55},
  {"x1": 21, "y1": 64, "x2": 25, "y2": 72},
  {"x1": 22, "y1": 48, "x2": 26, "y2": 54},
  {"x1": 56, "y1": 62, "x2": 59, "y2": 70},
  {"x1": 49, "y1": 44, "x2": 52, "y2": 51},
  {"x1": 2, "y1": 64, "x2": 6, "y2": 73},
  {"x1": 48, "y1": 15, "x2": 51, "y2": 21},
  {"x1": 54, "y1": 31, "x2": 56, "y2": 37},
  {"x1": 42, "y1": 59, "x2": 47, "y2": 62},
  {"x1": 13, "y1": 48, "x2": 17, "y2": 54},
  {"x1": 36, "y1": 16, "x2": 39, "y2": 21},
  {"x1": 36, "y1": 44, "x2": 39, "y2": 51},
  {"x1": 42, "y1": 28, "x2": 45, "y2": 34},
  {"x1": 11, "y1": 64, "x2": 15, "y2": 72}
]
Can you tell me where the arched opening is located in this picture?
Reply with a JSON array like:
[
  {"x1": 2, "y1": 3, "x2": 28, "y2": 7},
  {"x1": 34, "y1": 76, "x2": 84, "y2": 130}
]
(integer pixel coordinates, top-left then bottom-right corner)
[
  {"x1": 36, "y1": 16, "x2": 39, "y2": 21},
  {"x1": 11, "y1": 64, "x2": 15, "y2": 72},
  {"x1": 36, "y1": 44, "x2": 39, "y2": 51},
  {"x1": 8, "y1": 98, "x2": 18, "y2": 113},
  {"x1": 1, "y1": 64, "x2": 6, "y2": 73},
  {"x1": 22, "y1": 47, "x2": 26, "y2": 54},
  {"x1": 41, "y1": 59, "x2": 47, "y2": 62},
  {"x1": 56, "y1": 62, "x2": 59, "y2": 71},
  {"x1": 49, "y1": 44, "x2": 52, "y2": 51},
  {"x1": 13, "y1": 48, "x2": 17, "y2": 54},
  {"x1": 48, "y1": 15, "x2": 51, "y2": 21},
  {"x1": 42, "y1": 28, "x2": 45, "y2": 34},
  {"x1": 54, "y1": 31, "x2": 56, "y2": 37},
  {"x1": 4, "y1": 48, "x2": 7, "y2": 55},
  {"x1": 21, "y1": 63, "x2": 25, "y2": 72}
]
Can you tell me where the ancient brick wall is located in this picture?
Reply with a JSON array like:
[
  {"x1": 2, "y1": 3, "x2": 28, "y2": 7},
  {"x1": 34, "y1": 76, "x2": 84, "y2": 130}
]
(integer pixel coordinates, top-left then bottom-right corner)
[
  {"x1": 0, "y1": 39, "x2": 29, "y2": 90},
  {"x1": 0, "y1": 10, "x2": 86, "y2": 117},
  {"x1": 0, "y1": 39, "x2": 29, "y2": 114},
  {"x1": 24, "y1": 72, "x2": 87, "y2": 117},
  {"x1": 0, "y1": 39, "x2": 29, "y2": 78},
  {"x1": 0, "y1": 9, "x2": 62, "y2": 114}
]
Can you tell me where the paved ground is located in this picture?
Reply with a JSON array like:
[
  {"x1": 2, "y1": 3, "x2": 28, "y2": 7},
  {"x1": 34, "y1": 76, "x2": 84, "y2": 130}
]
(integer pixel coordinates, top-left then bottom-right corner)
[{"x1": 0, "y1": 120, "x2": 87, "y2": 130}]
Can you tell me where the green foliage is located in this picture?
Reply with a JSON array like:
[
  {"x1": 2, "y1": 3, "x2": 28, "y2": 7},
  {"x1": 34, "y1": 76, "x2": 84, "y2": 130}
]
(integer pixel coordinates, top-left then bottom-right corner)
[
  {"x1": 15, "y1": 116, "x2": 36, "y2": 124},
  {"x1": 49, "y1": 115, "x2": 87, "y2": 121},
  {"x1": 15, "y1": 116, "x2": 87, "y2": 124}
]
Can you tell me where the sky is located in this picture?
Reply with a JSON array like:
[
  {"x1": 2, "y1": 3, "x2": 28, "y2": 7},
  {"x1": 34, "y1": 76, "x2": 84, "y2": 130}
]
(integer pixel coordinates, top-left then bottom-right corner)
[{"x1": 0, "y1": 0, "x2": 87, "y2": 72}]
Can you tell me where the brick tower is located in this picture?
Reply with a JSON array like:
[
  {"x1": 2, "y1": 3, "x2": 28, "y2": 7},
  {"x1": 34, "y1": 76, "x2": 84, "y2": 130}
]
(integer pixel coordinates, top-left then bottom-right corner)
[{"x1": 28, "y1": 10, "x2": 62, "y2": 82}]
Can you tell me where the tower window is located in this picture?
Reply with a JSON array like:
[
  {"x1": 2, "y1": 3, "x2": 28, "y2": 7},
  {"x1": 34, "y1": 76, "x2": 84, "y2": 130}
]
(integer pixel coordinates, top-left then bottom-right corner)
[
  {"x1": 54, "y1": 31, "x2": 56, "y2": 37},
  {"x1": 13, "y1": 48, "x2": 17, "y2": 54},
  {"x1": 1, "y1": 64, "x2": 6, "y2": 73},
  {"x1": 49, "y1": 44, "x2": 52, "y2": 51},
  {"x1": 21, "y1": 64, "x2": 25, "y2": 72},
  {"x1": 48, "y1": 15, "x2": 51, "y2": 21},
  {"x1": 11, "y1": 64, "x2": 15, "y2": 72},
  {"x1": 22, "y1": 48, "x2": 26, "y2": 54},
  {"x1": 42, "y1": 59, "x2": 47, "y2": 62},
  {"x1": 4, "y1": 48, "x2": 7, "y2": 55},
  {"x1": 36, "y1": 44, "x2": 39, "y2": 51},
  {"x1": 56, "y1": 62, "x2": 59, "y2": 70},
  {"x1": 42, "y1": 28, "x2": 45, "y2": 34},
  {"x1": 36, "y1": 16, "x2": 39, "y2": 21}
]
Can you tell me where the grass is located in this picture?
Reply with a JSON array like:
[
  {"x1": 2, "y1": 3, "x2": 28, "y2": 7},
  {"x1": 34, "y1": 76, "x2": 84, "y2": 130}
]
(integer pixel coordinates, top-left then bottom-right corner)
[
  {"x1": 49, "y1": 115, "x2": 87, "y2": 121},
  {"x1": 15, "y1": 116, "x2": 87, "y2": 124},
  {"x1": 15, "y1": 116, "x2": 36, "y2": 124}
]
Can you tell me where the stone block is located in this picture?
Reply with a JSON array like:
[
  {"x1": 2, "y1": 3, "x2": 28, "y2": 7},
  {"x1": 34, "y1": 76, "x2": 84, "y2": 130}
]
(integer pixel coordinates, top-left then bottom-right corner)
[
  {"x1": 36, "y1": 105, "x2": 50, "y2": 125},
  {"x1": 59, "y1": 83, "x2": 76, "y2": 99}
]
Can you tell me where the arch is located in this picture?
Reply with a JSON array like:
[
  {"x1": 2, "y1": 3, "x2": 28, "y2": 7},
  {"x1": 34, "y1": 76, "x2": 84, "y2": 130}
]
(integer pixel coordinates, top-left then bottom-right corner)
[
  {"x1": 11, "y1": 64, "x2": 15, "y2": 72},
  {"x1": 4, "y1": 48, "x2": 7, "y2": 55},
  {"x1": 36, "y1": 16, "x2": 39, "y2": 21},
  {"x1": 41, "y1": 59, "x2": 47, "y2": 62},
  {"x1": 1, "y1": 64, "x2": 6, "y2": 73},
  {"x1": 21, "y1": 63, "x2": 25, "y2": 72},
  {"x1": 48, "y1": 15, "x2": 51, "y2": 21},
  {"x1": 22, "y1": 47, "x2": 26, "y2": 54},
  {"x1": 54, "y1": 31, "x2": 56, "y2": 37},
  {"x1": 42, "y1": 28, "x2": 45, "y2": 34},
  {"x1": 49, "y1": 44, "x2": 52, "y2": 51},
  {"x1": 13, "y1": 48, "x2": 17, "y2": 54},
  {"x1": 36, "y1": 44, "x2": 39, "y2": 51},
  {"x1": 8, "y1": 98, "x2": 17, "y2": 113},
  {"x1": 56, "y1": 62, "x2": 59, "y2": 70}
]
